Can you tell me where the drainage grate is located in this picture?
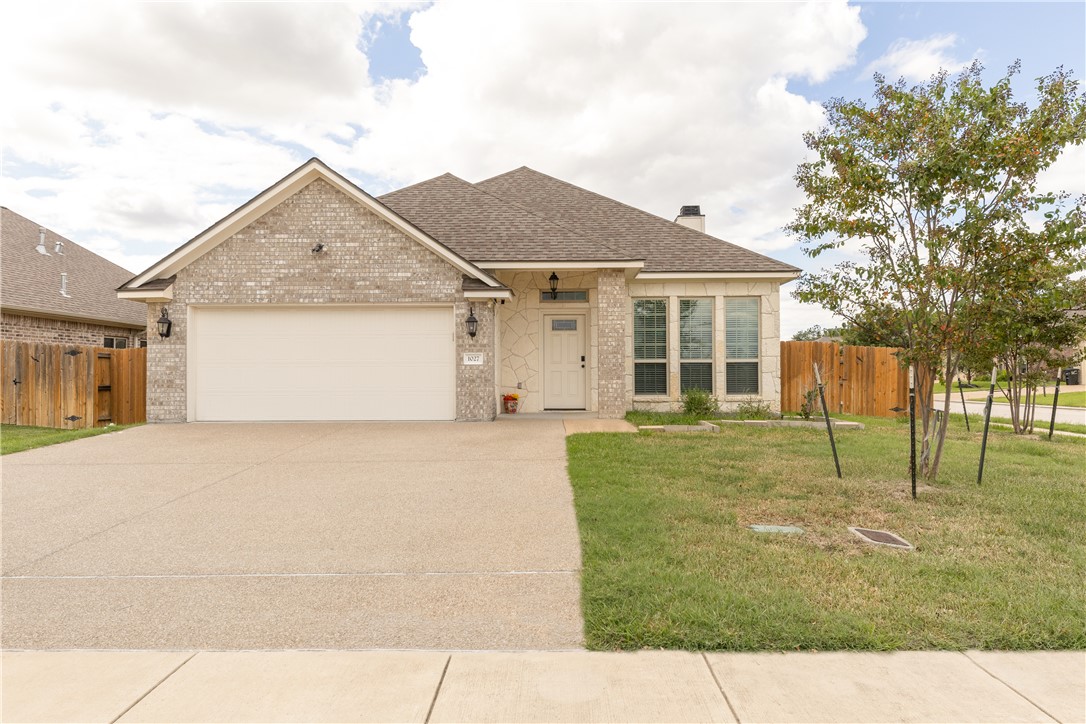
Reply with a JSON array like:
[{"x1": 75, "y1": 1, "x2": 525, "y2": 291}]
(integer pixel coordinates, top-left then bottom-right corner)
[{"x1": 848, "y1": 527, "x2": 913, "y2": 549}]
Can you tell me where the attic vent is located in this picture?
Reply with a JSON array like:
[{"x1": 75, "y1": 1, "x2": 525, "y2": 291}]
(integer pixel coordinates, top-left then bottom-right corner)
[
  {"x1": 54, "y1": 240, "x2": 64, "y2": 255},
  {"x1": 679, "y1": 205, "x2": 702, "y2": 216},
  {"x1": 60, "y1": 272, "x2": 71, "y2": 298},
  {"x1": 36, "y1": 228, "x2": 51, "y2": 256},
  {"x1": 848, "y1": 527, "x2": 913, "y2": 549}
]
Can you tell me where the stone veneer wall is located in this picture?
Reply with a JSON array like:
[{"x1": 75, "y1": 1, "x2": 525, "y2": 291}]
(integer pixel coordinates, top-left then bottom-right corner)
[
  {"x1": 625, "y1": 281, "x2": 782, "y2": 413},
  {"x1": 147, "y1": 178, "x2": 495, "y2": 422},
  {"x1": 1, "y1": 311, "x2": 144, "y2": 347},
  {"x1": 496, "y1": 271, "x2": 599, "y2": 414}
]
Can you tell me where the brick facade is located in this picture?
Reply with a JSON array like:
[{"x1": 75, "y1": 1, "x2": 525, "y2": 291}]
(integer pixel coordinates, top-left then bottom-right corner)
[
  {"x1": 147, "y1": 178, "x2": 496, "y2": 422},
  {"x1": 1, "y1": 311, "x2": 143, "y2": 347},
  {"x1": 596, "y1": 270, "x2": 628, "y2": 418}
]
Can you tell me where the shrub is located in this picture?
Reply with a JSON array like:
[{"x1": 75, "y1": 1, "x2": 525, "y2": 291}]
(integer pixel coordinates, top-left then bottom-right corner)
[
  {"x1": 799, "y1": 388, "x2": 819, "y2": 420},
  {"x1": 736, "y1": 397, "x2": 775, "y2": 420},
  {"x1": 681, "y1": 388, "x2": 720, "y2": 417}
]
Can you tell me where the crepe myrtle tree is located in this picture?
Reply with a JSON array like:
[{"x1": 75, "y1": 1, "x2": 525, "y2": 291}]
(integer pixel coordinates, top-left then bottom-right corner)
[
  {"x1": 961, "y1": 217, "x2": 1086, "y2": 433},
  {"x1": 787, "y1": 62, "x2": 1086, "y2": 479}
]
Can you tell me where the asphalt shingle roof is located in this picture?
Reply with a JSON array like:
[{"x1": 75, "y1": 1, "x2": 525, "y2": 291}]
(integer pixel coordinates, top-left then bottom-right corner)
[
  {"x1": 379, "y1": 173, "x2": 637, "y2": 263},
  {"x1": 475, "y1": 167, "x2": 801, "y2": 274},
  {"x1": 1, "y1": 208, "x2": 145, "y2": 327}
]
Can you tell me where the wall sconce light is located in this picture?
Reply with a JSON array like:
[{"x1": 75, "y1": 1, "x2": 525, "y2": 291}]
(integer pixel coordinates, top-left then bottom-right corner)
[
  {"x1": 465, "y1": 306, "x2": 478, "y2": 338},
  {"x1": 311, "y1": 243, "x2": 325, "y2": 253},
  {"x1": 548, "y1": 272, "x2": 560, "y2": 300},
  {"x1": 157, "y1": 307, "x2": 172, "y2": 338}
]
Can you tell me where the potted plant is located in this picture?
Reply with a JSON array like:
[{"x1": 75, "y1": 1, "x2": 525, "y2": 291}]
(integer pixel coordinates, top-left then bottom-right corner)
[{"x1": 502, "y1": 393, "x2": 520, "y2": 414}]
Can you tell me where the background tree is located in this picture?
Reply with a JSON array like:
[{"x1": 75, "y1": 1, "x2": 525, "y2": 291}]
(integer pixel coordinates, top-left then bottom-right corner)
[
  {"x1": 961, "y1": 215, "x2": 1086, "y2": 432},
  {"x1": 788, "y1": 62, "x2": 1086, "y2": 479},
  {"x1": 791, "y1": 324, "x2": 843, "y2": 341}
]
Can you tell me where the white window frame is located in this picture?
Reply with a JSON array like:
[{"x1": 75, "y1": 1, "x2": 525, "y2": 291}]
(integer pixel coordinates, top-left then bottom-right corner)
[
  {"x1": 679, "y1": 298, "x2": 713, "y2": 393},
  {"x1": 724, "y1": 297, "x2": 760, "y2": 396},
  {"x1": 633, "y1": 298, "x2": 668, "y2": 396}
]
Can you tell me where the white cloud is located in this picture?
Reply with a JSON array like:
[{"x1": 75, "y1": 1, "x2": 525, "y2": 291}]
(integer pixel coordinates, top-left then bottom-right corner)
[
  {"x1": 863, "y1": 33, "x2": 975, "y2": 82},
  {"x1": 1, "y1": 1, "x2": 866, "y2": 274}
]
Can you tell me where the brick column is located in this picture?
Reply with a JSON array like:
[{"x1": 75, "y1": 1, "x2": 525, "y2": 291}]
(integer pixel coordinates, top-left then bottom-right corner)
[
  {"x1": 596, "y1": 270, "x2": 628, "y2": 419},
  {"x1": 456, "y1": 300, "x2": 497, "y2": 421}
]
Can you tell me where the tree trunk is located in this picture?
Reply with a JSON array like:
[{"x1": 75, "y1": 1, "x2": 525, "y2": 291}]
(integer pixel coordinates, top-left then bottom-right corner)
[{"x1": 923, "y1": 351, "x2": 958, "y2": 480}]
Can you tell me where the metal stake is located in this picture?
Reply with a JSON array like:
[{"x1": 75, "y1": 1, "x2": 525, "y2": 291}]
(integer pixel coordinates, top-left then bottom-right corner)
[
  {"x1": 909, "y1": 366, "x2": 917, "y2": 499},
  {"x1": 814, "y1": 363, "x2": 842, "y2": 478},
  {"x1": 957, "y1": 381, "x2": 970, "y2": 432},
  {"x1": 977, "y1": 365, "x2": 997, "y2": 486},
  {"x1": 1049, "y1": 369, "x2": 1062, "y2": 440}
]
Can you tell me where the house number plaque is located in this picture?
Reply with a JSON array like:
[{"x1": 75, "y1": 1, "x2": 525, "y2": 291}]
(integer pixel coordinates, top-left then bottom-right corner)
[{"x1": 462, "y1": 353, "x2": 484, "y2": 365}]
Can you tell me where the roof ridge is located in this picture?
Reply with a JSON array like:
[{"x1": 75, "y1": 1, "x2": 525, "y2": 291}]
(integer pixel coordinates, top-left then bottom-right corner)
[
  {"x1": 482, "y1": 167, "x2": 800, "y2": 273},
  {"x1": 456, "y1": 175, "x2": 641, "y2": 262},
  {"x1": 474, "y1": 166, "x2": 531, "y2": 186},
  {"x1": 379, "y1": 172, "x2": 464, "y2": 200}
]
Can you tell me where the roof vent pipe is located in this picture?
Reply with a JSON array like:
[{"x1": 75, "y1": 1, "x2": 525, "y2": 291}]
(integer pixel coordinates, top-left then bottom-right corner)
[
  {"x1": 36, "y1": 228, "x2": 51, "y2": 255},
  {"x1": 60, "y1": 272, "x2": 71, "y2": 298},
  {"x1": 674, "y1": 205, "x2": 705, "y2": 233},
  {"x1": 54, "y1": 240, "x2": 64, "y2": 255}
]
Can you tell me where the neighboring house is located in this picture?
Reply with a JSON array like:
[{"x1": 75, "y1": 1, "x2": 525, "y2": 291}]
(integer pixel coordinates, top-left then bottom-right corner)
[
  {"x1": 118, "y1": 158, "x2": 799, "y2": 422},
  {"x1": 1, "y1": 207, "x2": 146, "y2": 347}
]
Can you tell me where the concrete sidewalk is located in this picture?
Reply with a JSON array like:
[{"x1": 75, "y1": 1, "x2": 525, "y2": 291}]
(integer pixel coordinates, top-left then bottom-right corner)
[{"x1": 3, "y1": 649, "x2": 1083, "y2": 723}]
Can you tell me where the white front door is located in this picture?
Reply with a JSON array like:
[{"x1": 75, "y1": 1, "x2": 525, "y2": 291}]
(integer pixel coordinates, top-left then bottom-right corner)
[{"x1": 543, "y1": 315, "x2": 586, "y2": 409}]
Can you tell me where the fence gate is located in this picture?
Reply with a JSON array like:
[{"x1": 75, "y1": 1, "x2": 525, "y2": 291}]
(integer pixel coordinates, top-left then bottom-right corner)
[
  {"x1": 780, "y1": 341, "x2": 908, "y2": 418},
  {"x1": 1, "y1": 341, "x2": 146, "y2": 429}
]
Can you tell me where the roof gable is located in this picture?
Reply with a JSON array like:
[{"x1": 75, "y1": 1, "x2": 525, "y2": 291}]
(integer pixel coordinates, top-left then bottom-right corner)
[
  {"x1": 1, "y1": 208, "x2": 146, "y2": 327},
  {"x1": 476, "y1": 167, "x2": 801, "y2": 275},
  {"x1": 379, "y1": 173, "x2": 638, "y2": 263},
  {"x1": 121, "y1": 158, "x2": 503, "y2": 291}
]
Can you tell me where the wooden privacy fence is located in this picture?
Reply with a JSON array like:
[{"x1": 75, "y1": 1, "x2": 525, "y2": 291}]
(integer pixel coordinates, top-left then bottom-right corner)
[
  {"x1": 780, "y1": 341, "x2": 908, "y2": 418},
  {"x1": 1, "y1": 341, "x2": 146, "y2": 429}
]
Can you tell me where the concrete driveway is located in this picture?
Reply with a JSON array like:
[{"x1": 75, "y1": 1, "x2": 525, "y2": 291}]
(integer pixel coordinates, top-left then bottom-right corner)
[{"x1": 2, "y1": 420, "x2": 584, "y2": 650}]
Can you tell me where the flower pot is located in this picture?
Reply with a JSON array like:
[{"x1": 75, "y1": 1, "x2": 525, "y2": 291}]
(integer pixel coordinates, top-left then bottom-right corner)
[{"x1": 503, "y1": 399, "x2": 519, "y2": 414}]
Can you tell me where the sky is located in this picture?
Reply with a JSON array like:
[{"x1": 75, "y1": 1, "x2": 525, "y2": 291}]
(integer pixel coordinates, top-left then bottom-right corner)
[{"x1": 3, "y1": 1, "x2": 1084, "y2": 338}]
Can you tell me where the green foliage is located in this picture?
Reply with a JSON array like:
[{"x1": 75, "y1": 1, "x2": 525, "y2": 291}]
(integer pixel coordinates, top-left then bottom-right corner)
[
  {"x1": 736, "y1": 397, "x2": 775, "y2": 420},
  {"x1": 798, "y1": 388, "x2": 820, "y2": 420},
  {"x1": 680, "y1": 388, "x2": 720, "y2": 417},
  {"x1": 787, "y1": 61, "x2": 1086, "y2": 477},
  {"x1": 791, "y1": 324, "x2": 842, "y2": 341}
]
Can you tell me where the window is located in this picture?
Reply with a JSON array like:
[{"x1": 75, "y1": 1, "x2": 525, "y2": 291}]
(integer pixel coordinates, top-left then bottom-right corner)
[
  {"x1": 679, "y1": 299, "x2": 713, "y2": 392},
  {"x1": 138, "y1": 339, "x2": 148, "y2": 348},
  {"x1": 540, "y1": 290, "x2": 588, "y2": 302},
  {"x1": 103, "y1": 336, "x2": 128, "y2": 349},
  {"x1": 633, "y1": 299, "x2": 667, "y2": 395},
  {"x1": 726, "y1": 299, "x2": 759, "y2": 395}
]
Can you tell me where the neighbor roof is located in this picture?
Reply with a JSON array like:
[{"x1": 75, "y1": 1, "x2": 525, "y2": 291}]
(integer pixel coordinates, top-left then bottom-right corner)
[
  {"x1": 475, "y1": 167, "x2": 800, "y2": 274},
  {"x1": 1, "y1": 208, "x2": 145, "y2": 328},
  {"x1": 380, "y1": 173, "x2": 638, "y2": 263}
]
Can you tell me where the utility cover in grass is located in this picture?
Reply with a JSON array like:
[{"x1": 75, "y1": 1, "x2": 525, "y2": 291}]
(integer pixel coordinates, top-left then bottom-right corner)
[
  {"x1": 849, "y1": 526, "x2": 914, "y2": 549},
  {"x1": 749, "y1": 524, "x2": 805, "y2": 534}
]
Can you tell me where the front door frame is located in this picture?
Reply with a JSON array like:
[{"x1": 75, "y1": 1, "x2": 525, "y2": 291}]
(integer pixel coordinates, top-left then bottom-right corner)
[{"x1": 542, "y1": 313, "x2": 587, "y2": 410}]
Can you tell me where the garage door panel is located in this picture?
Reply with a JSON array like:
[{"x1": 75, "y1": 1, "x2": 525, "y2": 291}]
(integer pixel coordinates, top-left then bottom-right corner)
[{"x1": 193, "y1": 307, "x2": 456, "y2": 421}]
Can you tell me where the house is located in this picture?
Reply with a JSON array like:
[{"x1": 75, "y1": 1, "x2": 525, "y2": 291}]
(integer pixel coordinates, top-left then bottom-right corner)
[
  {"x1": 1, "y1": 207, "x2": 146, "y2": 347},
  {"x1": 117, "y1": 158, "x2": 799, "y2": 422}
]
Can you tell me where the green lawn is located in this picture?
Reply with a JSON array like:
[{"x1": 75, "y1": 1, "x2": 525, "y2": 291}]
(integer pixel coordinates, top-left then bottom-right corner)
[
  {"x1": 1032, "y1": 391, "x2": 1085, "y2": 408},
  {"x1": 566, "y1": 414, "x2": 1085, "y2": 651},
  {"x1": 1, "y1": 424, "x2": 136, "y2": 455}
]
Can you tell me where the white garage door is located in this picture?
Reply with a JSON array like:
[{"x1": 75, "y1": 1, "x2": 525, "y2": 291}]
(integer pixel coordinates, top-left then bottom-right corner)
[{"x1": 192, "y1": 306, "x2": 455, "y2": 421}]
